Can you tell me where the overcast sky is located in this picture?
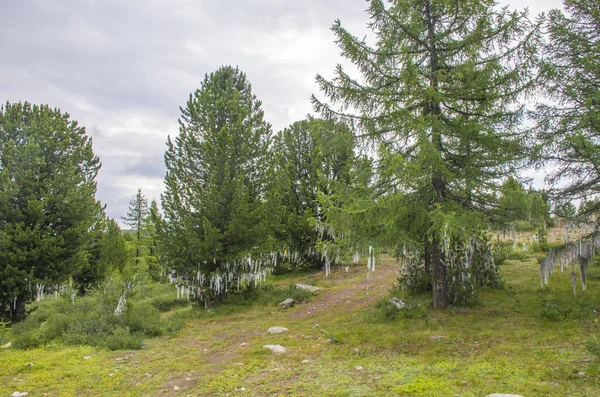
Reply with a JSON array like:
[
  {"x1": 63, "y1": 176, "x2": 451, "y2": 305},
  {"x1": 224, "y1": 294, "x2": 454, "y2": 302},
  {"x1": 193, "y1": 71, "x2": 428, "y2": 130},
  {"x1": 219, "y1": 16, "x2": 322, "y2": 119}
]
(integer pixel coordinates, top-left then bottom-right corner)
[{"x1": 1, "y1": 0, "x2": 564, "y2": 223}]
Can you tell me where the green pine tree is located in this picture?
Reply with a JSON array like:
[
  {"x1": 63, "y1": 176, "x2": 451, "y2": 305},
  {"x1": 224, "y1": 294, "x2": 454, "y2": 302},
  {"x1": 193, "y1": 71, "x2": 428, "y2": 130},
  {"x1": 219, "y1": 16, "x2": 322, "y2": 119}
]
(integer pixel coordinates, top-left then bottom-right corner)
[
  {"x1": 161, "y1": 66, "x2": 271, "y2": 287},
  {"x1": 122, "y1": 188, "x2": 149, "y2": 259},
  {"x1": 0, "y1": 102, "x2": 103, "y2": 319},
  {"x1": 268, "y1": 118, "x2": 356, "y2": 269},
  {"x1": 313, "y1": 0, "x2": 541, "y2": 308}
]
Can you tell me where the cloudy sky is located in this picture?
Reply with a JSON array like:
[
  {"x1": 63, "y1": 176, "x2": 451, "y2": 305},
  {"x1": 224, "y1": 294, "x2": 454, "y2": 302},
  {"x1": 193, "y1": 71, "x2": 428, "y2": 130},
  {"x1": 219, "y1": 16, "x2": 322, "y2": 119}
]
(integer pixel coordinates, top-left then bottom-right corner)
[{"x1": 1, "y1": 0, "x2": 564, "y2": 222}]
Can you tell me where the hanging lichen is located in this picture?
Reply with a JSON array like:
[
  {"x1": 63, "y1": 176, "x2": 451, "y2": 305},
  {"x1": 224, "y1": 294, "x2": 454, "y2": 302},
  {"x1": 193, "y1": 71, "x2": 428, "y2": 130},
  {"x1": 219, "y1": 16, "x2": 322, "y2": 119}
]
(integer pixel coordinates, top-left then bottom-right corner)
[{"x1": 539, "y1": 235, "x2": 600, "y2": 294}]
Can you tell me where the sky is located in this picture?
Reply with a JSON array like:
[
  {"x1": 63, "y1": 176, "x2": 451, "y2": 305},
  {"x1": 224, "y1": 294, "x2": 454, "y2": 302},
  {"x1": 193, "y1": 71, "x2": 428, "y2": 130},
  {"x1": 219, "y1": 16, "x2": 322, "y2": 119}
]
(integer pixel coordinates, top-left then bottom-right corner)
[{"x1": 1, "y1": 0, "x2": 565, "y2": 223}]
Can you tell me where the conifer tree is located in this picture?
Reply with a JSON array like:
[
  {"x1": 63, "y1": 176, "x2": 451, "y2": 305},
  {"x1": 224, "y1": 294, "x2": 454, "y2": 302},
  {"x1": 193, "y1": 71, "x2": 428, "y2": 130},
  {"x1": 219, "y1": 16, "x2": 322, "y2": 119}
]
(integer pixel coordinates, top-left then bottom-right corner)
[
  {"x1": 535, "y1": 0, "x2": 600, "y2": 215},
  {"x1": 0, "y1": 102, "x2": 102, "y2": 319},
  {"x1": 313, "y1": 0, "x2": 540, "y2": 308},
  {"x1": 269, "y1": 118, "x2": 355, "y2": 268},
  {"x1": 161, "y1": 66, "x2": 271, "y2": 284},
  {"x1": 122, "y1": 188, "x2": 149, "y2": 258}
]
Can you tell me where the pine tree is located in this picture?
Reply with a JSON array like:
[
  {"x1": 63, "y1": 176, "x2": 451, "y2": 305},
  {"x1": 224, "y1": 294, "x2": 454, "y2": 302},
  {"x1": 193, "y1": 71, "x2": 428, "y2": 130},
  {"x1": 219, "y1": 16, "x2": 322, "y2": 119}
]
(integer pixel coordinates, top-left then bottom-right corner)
[
  {"x1": 75, "y1": 217, "x2": 128, "y2": 292},
  {"x1": 122, "y1": 188, "x2": 149, "y2": 258},
  {"x1": 535, "y1": 0, "x2": 600, "y2": 214},
  {"x1": 161, "y1": 66, "x2": 271, "y2": 286},
  {"x1": 0, "y1": 102, "x2": 102, "y2": 319},
  {"x1": 313, "y1": 0, "x2": 540, "y2": 308},
  {"x1": 268, "y1": 118, "x2": 356, "y2": 268}
]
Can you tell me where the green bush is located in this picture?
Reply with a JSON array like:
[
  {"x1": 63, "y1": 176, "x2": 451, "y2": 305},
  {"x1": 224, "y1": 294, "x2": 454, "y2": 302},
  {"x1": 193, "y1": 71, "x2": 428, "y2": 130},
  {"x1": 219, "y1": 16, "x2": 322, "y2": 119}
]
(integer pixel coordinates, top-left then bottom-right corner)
[
  {"x1": 506, "y1": 248, "x2": 529, "y2": 261},
  {"x1": 101, "y1": 326, "x2": 145, "y2": 350},
  {"x1": 514, "y1": 220, "x2": 534, "y2": 232},
  {"x1": 0, "y1": 320, "x2": 9, "y2": 344},
  {"x1": 11, "y1": 279, "x2": 174, "y2": 350},
  {"x1": 372, "y1": 297, "x2": 427, "y2": 323}
]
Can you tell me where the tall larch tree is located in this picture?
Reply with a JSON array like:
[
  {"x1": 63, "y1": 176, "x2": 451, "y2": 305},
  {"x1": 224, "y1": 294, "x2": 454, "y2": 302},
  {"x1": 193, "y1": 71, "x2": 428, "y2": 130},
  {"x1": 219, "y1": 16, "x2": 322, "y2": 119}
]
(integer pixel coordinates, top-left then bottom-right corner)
[
  {"x1": 161, "y1": 66, "x2": 271, "y2": 286},
  {"x1": 313, "y1": 0, "x2": 541, "y2": 308},
  {"x1": 122, "y1": 188, "x2": 149, "y2": 258},
  {"x1": 0, "y1": 102, "x2": 102, "y2": 319},
  {"x1": 535, "y1": 0, "x2": 600, "y2": 214}
]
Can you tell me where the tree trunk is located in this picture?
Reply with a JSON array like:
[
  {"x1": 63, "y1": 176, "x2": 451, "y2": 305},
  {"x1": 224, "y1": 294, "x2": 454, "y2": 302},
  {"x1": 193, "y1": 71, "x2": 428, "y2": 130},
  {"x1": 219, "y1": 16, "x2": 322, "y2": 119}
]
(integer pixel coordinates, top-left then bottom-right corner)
[
  {"x1": 11, "y1": 295, "x2": 26, "y2": 321},
  {"x1": 431, "y1": 236, "x2": 449, "y2": 309}
]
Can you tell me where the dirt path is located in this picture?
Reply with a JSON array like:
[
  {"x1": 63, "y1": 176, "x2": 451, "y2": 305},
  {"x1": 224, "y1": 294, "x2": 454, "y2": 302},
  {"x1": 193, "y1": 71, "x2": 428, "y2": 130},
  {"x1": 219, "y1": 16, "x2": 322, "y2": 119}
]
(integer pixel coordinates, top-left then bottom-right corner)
[
  {"x1": 288, "y1": 258, "x2": 400, "y2": 320},
  {"x1": 155, "y1": 259, "x2": 400, "y2": 395}
]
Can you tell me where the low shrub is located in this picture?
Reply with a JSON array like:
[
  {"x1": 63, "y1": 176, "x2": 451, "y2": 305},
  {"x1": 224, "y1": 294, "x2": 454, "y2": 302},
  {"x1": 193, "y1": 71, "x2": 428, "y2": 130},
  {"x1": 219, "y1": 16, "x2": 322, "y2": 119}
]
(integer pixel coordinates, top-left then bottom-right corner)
[
  {"x1": 12, "y1": 280, "x2": 172, "y2": 350},
  {"x1": 372, "y1": 297, "x2": 428, "y2": 323}
]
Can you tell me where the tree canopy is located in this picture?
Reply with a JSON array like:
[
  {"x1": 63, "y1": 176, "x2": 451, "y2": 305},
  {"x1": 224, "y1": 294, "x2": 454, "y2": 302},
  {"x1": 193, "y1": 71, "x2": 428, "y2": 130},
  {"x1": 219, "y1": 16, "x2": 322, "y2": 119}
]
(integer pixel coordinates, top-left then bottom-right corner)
[
  {"x1": 0, "y1": 102, "x2": 103, "y2": 319},
  {"x1": 160, "y1": 66, "x2": 272, "y2": 291}
]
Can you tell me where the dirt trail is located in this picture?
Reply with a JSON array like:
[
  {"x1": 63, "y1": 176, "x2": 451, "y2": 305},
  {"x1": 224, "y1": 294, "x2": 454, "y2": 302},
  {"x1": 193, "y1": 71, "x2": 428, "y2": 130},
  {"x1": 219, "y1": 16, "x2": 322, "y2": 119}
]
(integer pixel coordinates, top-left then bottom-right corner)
[
  {"x1": 288, "y1": 259, "x2": 400, "y2": 320},
  {"x1": 156, "y1": 259, "x2": 400, "y2": 395}
]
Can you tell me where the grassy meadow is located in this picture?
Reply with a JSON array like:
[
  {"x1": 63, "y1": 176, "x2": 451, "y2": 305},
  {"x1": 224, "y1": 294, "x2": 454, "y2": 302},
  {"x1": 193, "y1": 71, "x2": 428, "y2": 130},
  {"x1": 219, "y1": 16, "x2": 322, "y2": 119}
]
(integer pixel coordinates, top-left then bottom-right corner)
[{"x1": 1, "y1": 236, "x2": 600, "y2": 396}]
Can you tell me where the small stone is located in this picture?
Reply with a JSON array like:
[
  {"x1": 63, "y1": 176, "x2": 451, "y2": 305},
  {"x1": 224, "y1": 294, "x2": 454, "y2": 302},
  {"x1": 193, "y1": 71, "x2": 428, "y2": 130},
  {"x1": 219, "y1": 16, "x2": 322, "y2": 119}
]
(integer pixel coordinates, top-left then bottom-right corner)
[
  {"x1": 578, "y1": 371, "x2": 586, "y2": 377},
  {"x1": 145, "y1": 373, "x2": 152, "y2": 377},
  {"x1": 302, "y1": 359, "x2": 311, "y2": 363},
  {"x1": 279, "y1": 298, "x2": 296, "y2": 308},
  {"x1": 11, "y1": 392, "x2": 28, "y2": 397},
  {"x1": 239, "y1": 342, "x2": 248, "y2": 347},
  {"x1": 174, "y1": 386, "x2": 180, "y2": 390},
  {"x1": 186, "y1": 377, "x2": 191, "y2": 381},
  {"x1": 429, "y1": 335, "x2": 445, "y2": 340},
  {"x1": 267, "y1": 326, "x2": 289, "y2": 334},
  {"x1": 356, "y1": 366, "x2": 364, "y2": 371},
  {"x1": 263, "y1": 344, "x2": 287, "y2": 354},
  {"x1": 313, "y1": 324, "x2": 320, "y2": 328},
  {"x1": 354, "y1": 348, "x2": 359, "y2": 352},
  {"x1": 240, "y1": 387, "x2": 246, "y2": 391},
  {"x1": 115, "y1": 357, "x2": 124, "y2": 361},
  {"x1": 83, "y1": 356, "x2": 92, "y2": 360},
  {"x1": 108, "y1": 373, "x2": 114, "y2": 377},
  {"x1": 296, "y1": 283, "x2": 321, "y2": 292}
]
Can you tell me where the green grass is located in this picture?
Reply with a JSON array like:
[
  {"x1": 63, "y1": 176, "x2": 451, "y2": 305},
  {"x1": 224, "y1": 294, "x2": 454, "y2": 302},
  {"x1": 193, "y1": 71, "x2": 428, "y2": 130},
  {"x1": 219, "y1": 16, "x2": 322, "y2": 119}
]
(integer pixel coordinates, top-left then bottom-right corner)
[{"x1": 1, "y1": 255, "x2": 599, "y2": 396}]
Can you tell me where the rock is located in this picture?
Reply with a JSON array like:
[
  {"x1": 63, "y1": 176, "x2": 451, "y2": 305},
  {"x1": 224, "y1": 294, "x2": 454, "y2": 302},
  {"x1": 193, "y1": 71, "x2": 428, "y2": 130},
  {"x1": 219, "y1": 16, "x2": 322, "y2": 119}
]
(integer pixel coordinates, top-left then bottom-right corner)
[
  {"x1": 389, "y1": 297, "x2": 408, "y2": 309},
  {"x1": 239, "y1": 342, "x2": 248, "y2": 347},
  {"x1": 263, "y1": 344, "x2": 287, "y2": 354},
  {"x1": 279, "y1": 298, "x2": 296, "y2": 308},
  {"x1": 485, "y1": 395, "x2": 524, "y2": 397},
  {"x1": 267, "y1": 326, "x2": 289, "y2": 334},
  {"x1": 301, "y1": 359, "x2": 311, "y2": 363},
  {"x1": 173, "y1": 386, "x2": 180, "y2": 390},
  {"x1": 355, "y1": 366, "x2": 364, "y2": 371},
  {"x1": 296, "y1": 283, "x2": 321, "y2": 292},
  {"x1": 11, "y1": 393, "x2": 28, "y2": 397}
]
